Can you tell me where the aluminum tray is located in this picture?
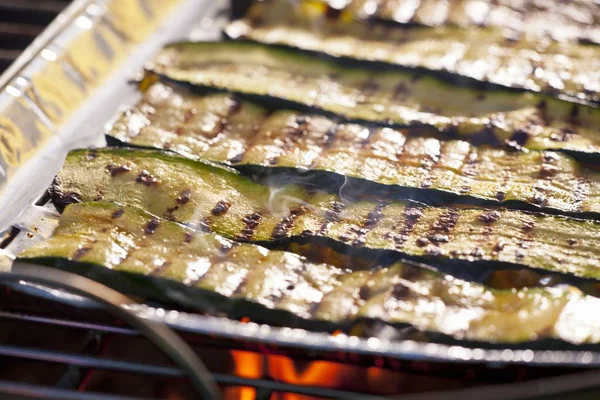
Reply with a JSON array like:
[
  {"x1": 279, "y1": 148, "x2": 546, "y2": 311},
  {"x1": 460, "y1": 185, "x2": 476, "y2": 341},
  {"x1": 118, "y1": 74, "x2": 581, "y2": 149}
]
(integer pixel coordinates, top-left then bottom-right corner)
[{"x1": 1, "y1": 0, "x2": 600, "y2": 374}]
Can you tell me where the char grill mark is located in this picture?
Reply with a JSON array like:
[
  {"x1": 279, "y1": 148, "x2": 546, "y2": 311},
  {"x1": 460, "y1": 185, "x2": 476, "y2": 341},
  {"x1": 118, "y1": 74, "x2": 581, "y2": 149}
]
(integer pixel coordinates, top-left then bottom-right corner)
[
  {"x1": 176, "y1": 189, "x2": 192, "y2": 205},
  {"x1": 73, "y1": 246, "x2": 91, "y2": 260},
  {"x1": 318, "y1": 201, "x2": 345, "y2": 234},
  {"x1": 357, "y1": 78, "x2": 380, "y2": 104},
  {"x1": 106, "y1": 163, "x2": 132, "y2": 177},
  {"x1": 419, "y1": 140, "x2": 443, "y2": 189},
  {"x1": 351, "y1": 202, "x2": 386, "y2": 246},
  {"x1": 208, "y1": 96, "x2": 243, "y2": 139},
  {"x1": 144, "y1": 219, "x2": 160, "y2": 234},
  {"x1": 151, "y1": 261, "x2": 172, "y2": 276},
  {"x1": 272, "y1": 206, "x2": 309, "y2": 239},
  {"x1": 211, "y1": 200, "x2": 232, "y2": 216},
  {"x1": 517, "y1": 219, "x2": 537, "y2": 260},
  {"x1": 573, "y1": 176, "x2": 591, "y2": 212},
  {"x1": 459, "y1": 145, "x2": 479, "y2": 195},
  {"x1": 477, "y1": 210, "x2": 502, "y2": 224},
  {"x1": 136, "y1": 170, "x2": 160, "y2": 186},
  {"x1": 419, "y1": 209, "x2": 460, "y2": 251},
  {"x1": 387, "y1": 205, "x2": 424, "y2": 249},
  {"x1": 237, "y1": 212, "x2": 263, "y2": 240},
  {"x1": 111, "y1": 208, "x2": 125, "y2": 219},
  {"x1": 539, "y1": 151, "x2": 560, "y2": 179},
  {"x1": 505, "y1": 129, "x2": 529, "y2": 150},
  {"x1": 49, "y1": 175, "x2": 82, "y2": 212},
  {"x1": 228, "y1": 109, "x2": 272, "y2": 164},
  {"x1": 307, "y1": 124, "x2": 340, "y2": 170},
  {"x1": 392, "y1": 82, "x2": 410, "y2": 102},
  {"x1": 268, "y1": 115, "x2": 311, "y2": 165}
]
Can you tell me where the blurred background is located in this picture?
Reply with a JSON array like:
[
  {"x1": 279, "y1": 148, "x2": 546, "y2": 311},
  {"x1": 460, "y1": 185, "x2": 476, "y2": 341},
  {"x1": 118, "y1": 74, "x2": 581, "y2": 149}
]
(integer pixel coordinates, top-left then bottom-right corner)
[{"x1": 0, "y1": 0, "x2": 71, "y2": 73}]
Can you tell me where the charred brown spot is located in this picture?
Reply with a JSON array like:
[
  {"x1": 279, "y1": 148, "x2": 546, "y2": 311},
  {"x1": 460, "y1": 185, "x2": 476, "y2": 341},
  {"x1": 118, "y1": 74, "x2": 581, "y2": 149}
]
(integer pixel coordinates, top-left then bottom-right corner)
[
  {"x1": 272, "y1": 206, "x2": 308, "y2": 239},
  {"x1": 319, "y1": 201, "x2": 345, "y2": 234},
  {"x1": 151, "y1": 261, "x2": 172, "y2": 276},
  {"x1": 477, "y1": 211, "x2": 501, "y2": 224},
  {"x1": 165, "y1": 206, "x2": 179, "y2": 220},
  {"x1": 325, "y1": 4, "x2": 343, "y2": 18},
  {"x1": 550, "y1": 127, "x2": 574, "y2": 142},
  {"x1": 496, "y1": 191, "x2": 506, "y2": 201},
  {"x1": 530, "y1": 193, "x2": 546, "y2": 205},
  {"x1": 425, "y1": 247, "x2": 442, "y2": 256},
  {"x1": 237, "y1": 212, "x2": 262, "y2": 240},
  {"x1": 522, "y1": 221, "x2": 535, "y2": 232},
  {"x1": 176, "y1": 189, "x2": 192, "y2": 205},
  {"x1": 493, "y1": 241, "x2": 506, "y2": 252},
  {"x1": 460, "y1": 186, "x2": 471, "y2": 194},
  {"x1": 144, "y1": 219, "x2": 160, "y2": 234},
  {"x1": 359, "y1": 79, "x2": 380, "y2": 101},
  {"x1": 572, "y1": 177, "x2": 590, "y2": 211},
  {"x1": 389, "y1": 206, "x2": 424, "y2": 248},
  {"x1": 428, "y1": 234, "x2": 449, "y2": 243},
  {"x1": 86, "y1": 149, "x2": 98, "y2": 160},
  {"x1": 111, "y1": 209, "x2": 125, "y2": 219},
  {"x1": 432, "y1": 209, "x2": 460, "y2": 233},
  {"x1": 136, "y1": 170, "x2": 160, "y2": 186},
  {"x1": 352, "y1": 203, "x2": 385, "y2": 246},
  {"x1": 568, "y1": 238, "x2": 577, "y2": 246},
  {"x1": 569, "y1": 104, "x2": 580, "y2": 125},
  {"x1": 539, "y1": 164, "x2": 559, "y2": 179},
  {"x1": 73, "y1": 246, "x2": 91, "y2": 260},
  {"x1": 211, "y1": 200, "x2": 232, "y2": 216},
  {"x1": 391, "y1": 283, "x2": 410, "y2": 299},
  {"x1": 392, "y1": 82, "x2": 409, "y2": 101},
  {"x1": 506, "y1": 129, "x2": 529, "y2": 148},
  {"x1": 476, "y1": 93, "x2": 486, "y2": 101},
  {"x1": 183, "y1": 108, "x2": 197, "y2": 123},
  {"x1": 471, "y1": 247, "x2": 484, "y2": 258},
  {"x1": 358, "y1": 285, "x2": 371, "y2": 301},
  {"x1": 416, "y1": 237, "x2": 429, "y2": 247},
  {"x1": 106, "y1": 163, "x2": 132, "y2": 177},
  {"x1": 401, "y1": 266, "x2": 422, "y2": 281},
  {"x1": 184, "y1": 232, "x2": 194, "y2": 243}
]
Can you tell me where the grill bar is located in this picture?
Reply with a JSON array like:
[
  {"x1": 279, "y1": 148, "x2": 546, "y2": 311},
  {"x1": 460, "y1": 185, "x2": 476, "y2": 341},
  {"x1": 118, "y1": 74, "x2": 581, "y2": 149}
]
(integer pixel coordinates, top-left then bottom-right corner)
[
  {"x1": 0, "y1": 310, "x2": 139, "y2": 335},
  {"x1": 0, "y1": 0, "x2": 71, "y2": 74},
  {"x1": 0, "y1": 380, "x2": 152, "y2": 400}
]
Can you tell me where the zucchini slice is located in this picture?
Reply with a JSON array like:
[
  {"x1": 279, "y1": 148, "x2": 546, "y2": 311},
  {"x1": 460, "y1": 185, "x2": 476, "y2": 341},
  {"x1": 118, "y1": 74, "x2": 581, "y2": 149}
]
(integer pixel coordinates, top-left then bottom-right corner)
[
  {"x1": 226, "y1": 0, "x2": 600, "y2": 103},
  {"x1": 341, "y1": 0, "x2": 600, "y2": 44},
  {"x1": 149, "y1": 41, "x2": 600, "y2": 157},
  {"x1": 18, "y1": 201, "x2": 600, "y2": 345},
  {"x1": 50, "y1": 148, "x2": 600, "y2": 280},
  {"x1": 108, "y1": 82, "x2": 600, "y2": 216}
]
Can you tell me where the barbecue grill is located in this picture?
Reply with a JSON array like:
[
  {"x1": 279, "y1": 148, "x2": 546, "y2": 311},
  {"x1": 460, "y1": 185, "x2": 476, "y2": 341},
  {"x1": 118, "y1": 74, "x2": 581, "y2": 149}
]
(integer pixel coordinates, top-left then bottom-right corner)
[{"x1": 1, "y1": 1, "x2": 600, "y2": 398}]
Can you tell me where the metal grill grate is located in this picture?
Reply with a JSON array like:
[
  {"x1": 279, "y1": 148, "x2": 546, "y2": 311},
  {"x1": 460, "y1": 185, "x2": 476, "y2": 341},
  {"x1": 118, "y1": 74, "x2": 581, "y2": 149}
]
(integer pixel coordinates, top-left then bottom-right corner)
[{"x1": 0, "y1": 0, "x2": 71, "y2": 72}]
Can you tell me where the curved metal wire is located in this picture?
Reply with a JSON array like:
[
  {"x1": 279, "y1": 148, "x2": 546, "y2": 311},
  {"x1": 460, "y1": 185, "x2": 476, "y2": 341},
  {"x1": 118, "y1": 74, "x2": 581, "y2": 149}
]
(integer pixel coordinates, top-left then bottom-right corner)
[{"x1": 0, "y1": 263, "x2": 221, "y2": 400}]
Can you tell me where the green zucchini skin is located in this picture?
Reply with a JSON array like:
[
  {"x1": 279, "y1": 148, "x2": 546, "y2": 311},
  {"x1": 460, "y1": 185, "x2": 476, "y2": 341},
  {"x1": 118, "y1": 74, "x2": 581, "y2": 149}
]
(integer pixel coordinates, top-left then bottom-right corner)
[
  {"x1": 107, "y1": 82, "x2": 600, "y2": 216},
  {"x1": 341, "y1": 0, "x2": 600, "y2": 45},
  {"x1": 226, "y1": 0, "x2": 600, "y2": 104},
  {"x1": 148, "y1": 41, "x2": 600, "y2": 157},
  {"x1": 50, "y1": 148, "x2": 600, "y2": 281},
  {"x1": 18, "y1": 201, "x2": 600, "y2": 345}
]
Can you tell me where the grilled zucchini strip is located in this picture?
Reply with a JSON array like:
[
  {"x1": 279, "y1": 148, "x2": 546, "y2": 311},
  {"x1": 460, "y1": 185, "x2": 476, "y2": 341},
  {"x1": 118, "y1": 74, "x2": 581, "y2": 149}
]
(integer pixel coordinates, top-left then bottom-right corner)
[
  {"x1": 149, "y1": 41, "x2": 600, "y2": 156},
  {"x1": 226, "y1": 0, "x2": 600, "y2": 103},
  {"x1": 108, "y1": 82, "x2": 600, "y2": 216},
  {"x1": 341, "y1": 0, "x2": 600, "y2": 44},
  {"x1": 51, "y1": 148, "x2": 600, "y2": 280},
  {"x1": 18, "y1": 201, "x2": 600, "y2": 345}
]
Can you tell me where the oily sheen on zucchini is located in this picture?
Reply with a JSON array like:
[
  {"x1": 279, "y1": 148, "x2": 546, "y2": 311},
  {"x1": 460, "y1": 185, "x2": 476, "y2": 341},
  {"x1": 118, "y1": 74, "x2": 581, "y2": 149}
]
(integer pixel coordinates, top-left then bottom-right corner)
[
  {"x1": 18, "y1": 201, "x2": 600, "y2": 345},
  {"x1": 227, "y1": 0, "x2": 600, "y2": 103},
  {"x1": 51, "y1": 148, "x2": 600, "y2": 280},
  {"x1": 108, "y1": 82, "x2": 600, "y2": 215},
  {"x1": 340, "y1": 0, "x2": 600, "y2": 44},
  {"x1": 149, "y1": 41, "x2": 600, "y2": 157}
]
